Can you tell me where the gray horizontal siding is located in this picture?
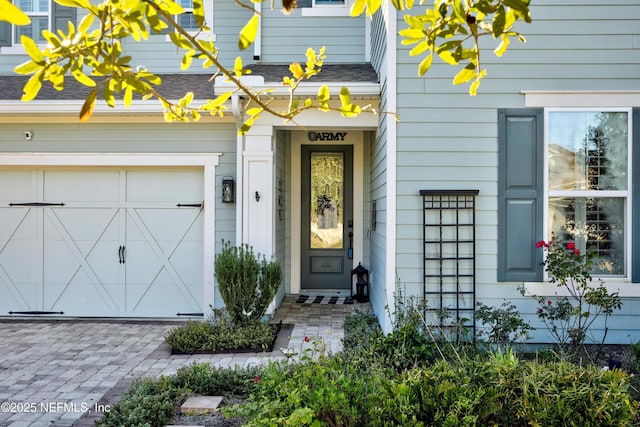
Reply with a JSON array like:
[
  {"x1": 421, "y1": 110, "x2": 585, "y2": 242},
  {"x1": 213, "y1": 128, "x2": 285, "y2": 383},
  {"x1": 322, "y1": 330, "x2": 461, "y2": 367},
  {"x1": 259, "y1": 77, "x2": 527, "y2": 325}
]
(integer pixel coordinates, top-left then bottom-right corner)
[
  {"x1": 393, "y1": 1, "x2": 640, "y2": 341},
  {"x1": 0, "y1": 122, "x2": 236, "y2": 153},
  {"x1": 260, "y1": 9, "x2": 366, "y2": 63}
]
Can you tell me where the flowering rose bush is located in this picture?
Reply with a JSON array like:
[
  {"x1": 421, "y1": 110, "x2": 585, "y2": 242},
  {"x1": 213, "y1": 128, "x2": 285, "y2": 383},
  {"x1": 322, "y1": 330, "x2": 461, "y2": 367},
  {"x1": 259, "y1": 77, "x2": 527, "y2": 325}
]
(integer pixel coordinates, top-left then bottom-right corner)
[{"x1": 521, "y1": 239, "x2": 622, "y2": 348}]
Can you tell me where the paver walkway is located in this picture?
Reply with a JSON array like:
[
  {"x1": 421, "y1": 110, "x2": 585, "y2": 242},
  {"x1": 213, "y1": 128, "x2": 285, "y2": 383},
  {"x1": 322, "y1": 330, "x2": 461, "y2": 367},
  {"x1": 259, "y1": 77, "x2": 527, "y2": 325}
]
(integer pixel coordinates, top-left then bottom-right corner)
[{"x1": 0, "y1": 295, "x2": 370, "y2": 427}]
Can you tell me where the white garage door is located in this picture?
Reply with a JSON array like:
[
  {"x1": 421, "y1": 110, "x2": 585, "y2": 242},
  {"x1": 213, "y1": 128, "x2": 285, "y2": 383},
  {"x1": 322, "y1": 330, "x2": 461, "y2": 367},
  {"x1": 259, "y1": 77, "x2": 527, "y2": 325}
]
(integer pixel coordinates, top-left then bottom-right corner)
[{"x1": 0, "y1": 167, "x2": 204, "y2": 317}]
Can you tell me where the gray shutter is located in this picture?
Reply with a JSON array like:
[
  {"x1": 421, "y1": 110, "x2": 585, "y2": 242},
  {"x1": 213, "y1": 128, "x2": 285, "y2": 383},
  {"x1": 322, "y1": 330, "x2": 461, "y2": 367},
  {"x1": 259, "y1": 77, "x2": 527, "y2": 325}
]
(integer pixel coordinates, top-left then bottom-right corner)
[
  {"x1": 0, "y1": 21, "x2": 11, "y2": 47},
  {"x1": 497, "y1": 108, "x2": 544, "y2": 282},
  {"x1": 53, "y1": 2, "x2": 77, "y2": 33},
  {"x1": 632, "y1": 108, "x2": 640, "y2": 282}
]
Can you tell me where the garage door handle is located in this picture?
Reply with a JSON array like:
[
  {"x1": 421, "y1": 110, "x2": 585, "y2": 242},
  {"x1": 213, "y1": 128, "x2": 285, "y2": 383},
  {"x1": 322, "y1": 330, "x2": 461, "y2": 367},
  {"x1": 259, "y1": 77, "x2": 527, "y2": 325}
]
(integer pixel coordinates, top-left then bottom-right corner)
[
  {"x1": 9, "y1": 202, "x2": 65, "y2": 207},
  {"x1": 119, "y1": 246, "x2": 126, "y2": 264}
]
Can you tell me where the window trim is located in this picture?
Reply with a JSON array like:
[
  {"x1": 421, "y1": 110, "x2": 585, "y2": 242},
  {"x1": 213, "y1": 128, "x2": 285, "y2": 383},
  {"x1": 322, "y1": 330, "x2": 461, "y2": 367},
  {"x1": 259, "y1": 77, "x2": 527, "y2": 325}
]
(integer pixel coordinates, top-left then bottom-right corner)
[
  {"x1": 165, "y1": 0, "x2": 215, "y2": 42},
  {"x1": 300, "y1": 0, "x2": 351, "y2": 16},
  {"x1": 543, "y1": 107, "x2": 633, "y2": 281},
  {"x1": 0, "y1": 0, "x2": 51, "y2": 54}
]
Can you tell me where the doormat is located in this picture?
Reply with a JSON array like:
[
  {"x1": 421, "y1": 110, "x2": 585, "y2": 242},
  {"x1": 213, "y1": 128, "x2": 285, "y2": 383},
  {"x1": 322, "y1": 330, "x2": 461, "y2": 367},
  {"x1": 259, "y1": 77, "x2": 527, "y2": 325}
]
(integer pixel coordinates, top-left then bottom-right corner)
[{"x1": 296, "y1": 295, "x2": 354, "y2": 305}]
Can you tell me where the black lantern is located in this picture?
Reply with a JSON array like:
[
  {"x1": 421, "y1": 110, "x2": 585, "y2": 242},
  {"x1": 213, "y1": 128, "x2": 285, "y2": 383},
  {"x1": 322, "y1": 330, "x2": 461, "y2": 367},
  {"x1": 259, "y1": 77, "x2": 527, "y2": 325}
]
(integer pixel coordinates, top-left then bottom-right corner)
[
  {"x1": 222, "y1": 177, "x2": 235, "y2": 203},
  {"x1": 351, "y1": 263, "x2": 370, "y2": 303}
]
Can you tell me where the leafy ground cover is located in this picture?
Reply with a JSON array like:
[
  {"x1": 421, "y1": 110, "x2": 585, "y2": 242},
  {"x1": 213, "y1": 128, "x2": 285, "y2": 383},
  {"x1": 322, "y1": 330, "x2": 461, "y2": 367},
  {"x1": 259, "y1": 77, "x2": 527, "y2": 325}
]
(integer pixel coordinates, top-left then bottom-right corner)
[
  {"x1": 97, "y1": 309, "x2": 640, "y2": 427},
  {"x1": 165, "y1": 319, "x2": 280, "y2": 354}
]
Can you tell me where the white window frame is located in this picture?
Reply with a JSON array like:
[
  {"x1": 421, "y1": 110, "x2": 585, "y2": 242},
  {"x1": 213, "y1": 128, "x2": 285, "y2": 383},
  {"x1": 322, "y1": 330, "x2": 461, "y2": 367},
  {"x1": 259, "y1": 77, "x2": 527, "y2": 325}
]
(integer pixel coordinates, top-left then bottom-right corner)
[
  {"x1": 543, "y1": 107, "x2": 633, "y2": 282},
  {"x1": 1, "y1": 0, "x2": 51, "y2": 54},
  {"x1": 165, "y1": 0, "x2": 215, "y2": 42},
  {"x1": 301, "y1": 0, "x2": 352, "y2": 17}
]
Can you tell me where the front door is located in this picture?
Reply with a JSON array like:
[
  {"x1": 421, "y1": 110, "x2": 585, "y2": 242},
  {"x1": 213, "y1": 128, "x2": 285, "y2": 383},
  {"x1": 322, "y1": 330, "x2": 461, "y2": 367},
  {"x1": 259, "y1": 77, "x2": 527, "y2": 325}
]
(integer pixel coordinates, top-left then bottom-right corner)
[{"x1": 301, "y1": 145, "x2": 353, "y2": 290}]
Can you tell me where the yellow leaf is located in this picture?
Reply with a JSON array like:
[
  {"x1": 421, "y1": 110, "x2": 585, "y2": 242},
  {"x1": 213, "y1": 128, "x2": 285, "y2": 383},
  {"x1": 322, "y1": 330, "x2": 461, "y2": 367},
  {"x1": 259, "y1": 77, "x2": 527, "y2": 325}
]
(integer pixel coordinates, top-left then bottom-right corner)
[
  {"x1": 453, "y1": 65, "x2": 476, "y2": 85},
  {"x1": 123, "y1": 86, "x2": 133, "y2": 107},
  {"x1": 71, "y1": 68, "x2": 96, "y2": 87},
  {"x1": 192, "y1": 0, "x2": 205, "y2": 27},
  {"x1": 181, "y1": 52, "x2": 193, "y2": 71},
  {"x1": 0, "y1": 0, "x2": 31, "y2": 25},
  {"x1": 21, "y1": 71, "x2": 43, "y2": 102},
  {"x1": 20, "y1": 35, "x2": 43, "y2": 64},
  {"x1": 14, "y1": 60, "x2": 40, "y2": 75},
  {"x1": 234, "y1": 56, "x2": 243, "y2": 78},
  {"x1": 160, "y1": 0, "x2": 184, "y2": 15},
  {"x1": 54, "y1": 0, "x2": 90, "y2": 8},
  {"x1": 340, "y1": 103, "x2": 361, "y2": 118},
  {"x1": 349, "y1": 0, "x2": 366, "y2": 16},
  {"x1": 209, "y1": 91, "x2": 232, "y2": 109},
  {"x1": 339, "y1": 87, "x2": 351, "y2": 107},
  {"x1": 494, "y1": 34, "x2": 510, "y2": 57},
  {"x1": 318, "y1": 85, "x2": 330, "y2": 103},
  {"x1": 79, "y1": 86, "x2": 98, "y2": 123},
  {"x1": 238, "y1": 14, "x2": 259, "y2": 51},
  {"x1": 103, "y1": 85, "x2": 115, "y2": 107},
  {"x1": 418, "y1": 54, "x2": 433, "y2": 76},
  {"x1": 438, "y1": 50, "x2": 458, "y2": 65},
  {"x1": 289, "y1": 62, "x2": 304, "y2": 79},
  {"x1": 78, "y1": 13, "x2": 94, "y2": 34},
  {"x1": 409, "y1": 40, "x2": 430, "y2": 57}
]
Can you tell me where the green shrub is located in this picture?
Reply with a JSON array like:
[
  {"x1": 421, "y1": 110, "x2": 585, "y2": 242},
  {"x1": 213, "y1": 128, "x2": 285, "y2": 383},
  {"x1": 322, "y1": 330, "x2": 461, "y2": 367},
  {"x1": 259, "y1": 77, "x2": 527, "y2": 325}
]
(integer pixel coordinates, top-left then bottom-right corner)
[
  {"x1": 215, "y1": 241, "x2": 282, "y2": 326},
  {"x1": 96, "y1": 378, "x2": 179, "y2": 427},
  {"x1": 171, "y1": 363, "x2": 261, "y2": 397},
  {"x1": 165, "y1": 320, "x2": 277, "y2": 353},
  {"x1": 342, "y1": 310, "x2": 382, "y2": 353},
  {"x1": 523, "y1": 239, "x2": 622, "y2": 347},
  {"x1": 474, "y1": 300, "x2": 534, "y2": 349},
  {"x1": 368, "y1": 350, "x2": 638, "y2": 427},
  {"x1": 231, "y1": 356, "x2": 386, "y2": 426},
  {"x1": 371, "y1": 322, "x2": 434, "y2": 372},
  {"x1": 164, "y1": 320, "x2": 214, "y2": 353}
]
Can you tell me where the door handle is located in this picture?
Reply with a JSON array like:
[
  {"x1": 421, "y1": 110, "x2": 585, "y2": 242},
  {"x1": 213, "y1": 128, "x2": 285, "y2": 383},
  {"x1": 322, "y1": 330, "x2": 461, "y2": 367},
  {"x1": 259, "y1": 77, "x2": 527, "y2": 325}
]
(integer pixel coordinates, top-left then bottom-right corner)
[{"x1": 118, "y1": 246, "x2": 126, "y2": 264}]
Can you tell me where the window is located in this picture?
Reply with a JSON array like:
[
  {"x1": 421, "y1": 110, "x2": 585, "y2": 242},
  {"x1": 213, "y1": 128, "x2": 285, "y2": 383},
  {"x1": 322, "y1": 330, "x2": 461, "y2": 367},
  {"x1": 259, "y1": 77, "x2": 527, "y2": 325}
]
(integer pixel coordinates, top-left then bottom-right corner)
[
  {"x1": 0, "y1": 2, "x2": 74, "y2": 52},
  {"x1": 546, "y1": 110, "x2": 631, "y2": 277},
  {"x1": 15, "y1": 0, "x2": 49, "y2": 44},
  {"x1": 296, "y1": 0, "x2": 351, "y2": 16},
  {"x1": 166, "y1": 0, "x2": 214, "y2": 40},
  {"x1": 497, "y1": 108, "x2": 638, "y2": 283},
  {"x1": 176, "y1": 0, "x2": 199, "y2": 32}
]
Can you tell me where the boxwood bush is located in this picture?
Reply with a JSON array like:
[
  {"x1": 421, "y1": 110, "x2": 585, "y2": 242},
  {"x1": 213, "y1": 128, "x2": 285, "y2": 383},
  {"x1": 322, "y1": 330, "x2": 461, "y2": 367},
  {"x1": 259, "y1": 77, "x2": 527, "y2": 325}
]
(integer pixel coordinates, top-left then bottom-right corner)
[{"x1": 165, "y1": 320, "x2": 277, "y2": 353}]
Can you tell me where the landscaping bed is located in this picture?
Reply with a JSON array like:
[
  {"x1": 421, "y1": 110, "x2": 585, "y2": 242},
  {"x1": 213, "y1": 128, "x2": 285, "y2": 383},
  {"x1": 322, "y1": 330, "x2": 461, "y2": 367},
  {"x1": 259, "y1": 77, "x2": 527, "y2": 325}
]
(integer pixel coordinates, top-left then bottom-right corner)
[
  {"x1": 96, "y1": 310, "x2": 640, "y2": 427},
  {"x1": 165, "y1": 320, "x2": 286, "y2": 354}
]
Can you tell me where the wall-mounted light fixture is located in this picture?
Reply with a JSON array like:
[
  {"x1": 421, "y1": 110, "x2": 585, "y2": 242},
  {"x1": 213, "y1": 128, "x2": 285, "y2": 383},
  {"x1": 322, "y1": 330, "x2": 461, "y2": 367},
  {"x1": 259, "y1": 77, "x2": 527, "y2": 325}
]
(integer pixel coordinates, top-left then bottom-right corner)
[{"x1": 222, "y1": 176, "x2": 235, "y2": 203}]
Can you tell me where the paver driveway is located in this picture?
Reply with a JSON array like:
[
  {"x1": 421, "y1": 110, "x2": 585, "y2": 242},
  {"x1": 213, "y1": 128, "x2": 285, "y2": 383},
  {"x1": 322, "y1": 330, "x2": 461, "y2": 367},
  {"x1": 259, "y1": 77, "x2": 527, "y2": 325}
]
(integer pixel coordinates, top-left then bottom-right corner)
[{"x1": 0, "y1": 296, "x2": 364, "y2": 426}]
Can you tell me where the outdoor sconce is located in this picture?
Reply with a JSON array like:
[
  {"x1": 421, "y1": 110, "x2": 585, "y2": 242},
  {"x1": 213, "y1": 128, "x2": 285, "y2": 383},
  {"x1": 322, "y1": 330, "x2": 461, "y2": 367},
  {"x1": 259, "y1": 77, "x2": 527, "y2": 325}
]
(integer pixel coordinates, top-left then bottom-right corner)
[{"x1": 222, "y1": 177, "x2": 235, "y2": 203}]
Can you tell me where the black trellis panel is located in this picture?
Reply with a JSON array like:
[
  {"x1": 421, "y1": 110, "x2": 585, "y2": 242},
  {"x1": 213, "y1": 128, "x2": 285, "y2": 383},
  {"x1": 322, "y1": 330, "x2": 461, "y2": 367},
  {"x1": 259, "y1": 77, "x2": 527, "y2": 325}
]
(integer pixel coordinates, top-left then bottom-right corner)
[{"x1": 421, "y1": 189, "x2": 478, "y2": 342}]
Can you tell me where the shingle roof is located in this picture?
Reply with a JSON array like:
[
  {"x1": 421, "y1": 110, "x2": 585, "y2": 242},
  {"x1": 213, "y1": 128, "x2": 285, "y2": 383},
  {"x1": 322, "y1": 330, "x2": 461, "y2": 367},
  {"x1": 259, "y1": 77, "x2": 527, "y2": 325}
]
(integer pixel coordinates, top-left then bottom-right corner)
[
  {"x1": 245, "y1": 63, "x2": 378, "y2": 83},
  {"x1": 0, "y1": 64, "x2": 378, "y2": 101}
]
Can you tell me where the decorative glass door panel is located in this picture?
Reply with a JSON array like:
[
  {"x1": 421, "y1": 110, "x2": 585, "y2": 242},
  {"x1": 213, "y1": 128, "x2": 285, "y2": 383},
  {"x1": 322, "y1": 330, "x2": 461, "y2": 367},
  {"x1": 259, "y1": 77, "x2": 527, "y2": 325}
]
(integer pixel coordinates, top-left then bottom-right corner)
[
  {"x1": 301, "y1": 145, "x2": 353, "y2": 290},
  {"x1": 310, "y1": 152, "x2": 344, "y2": 249}
]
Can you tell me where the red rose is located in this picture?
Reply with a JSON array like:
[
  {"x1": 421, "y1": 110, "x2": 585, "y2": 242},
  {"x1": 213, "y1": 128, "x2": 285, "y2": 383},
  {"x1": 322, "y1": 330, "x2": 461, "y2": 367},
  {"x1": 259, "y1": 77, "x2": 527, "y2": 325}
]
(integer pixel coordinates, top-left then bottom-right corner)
[
  {"x1": 566, "y1": 242, "x2": 576, "y2": 249},
  {"x1": 254, "y1": 375, "x2": 260, "y2": 383},
  {"x1": 304, "y1": 336, "x2": 310, "y2": 342},
  {"x1": 536, "y1": 240, "x2": 546, "y2": 248},
  {"x1": 573, "y1": 249, "x2": 580, "y2": 255}
]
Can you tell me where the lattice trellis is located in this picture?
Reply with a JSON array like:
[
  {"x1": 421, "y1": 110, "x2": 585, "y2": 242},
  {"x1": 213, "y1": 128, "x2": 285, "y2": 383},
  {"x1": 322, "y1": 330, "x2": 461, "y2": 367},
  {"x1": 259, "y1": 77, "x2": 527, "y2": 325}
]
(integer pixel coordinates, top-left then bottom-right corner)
[{"x1": 421, "y1": 190, "x2": 478, "y2": 342}]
